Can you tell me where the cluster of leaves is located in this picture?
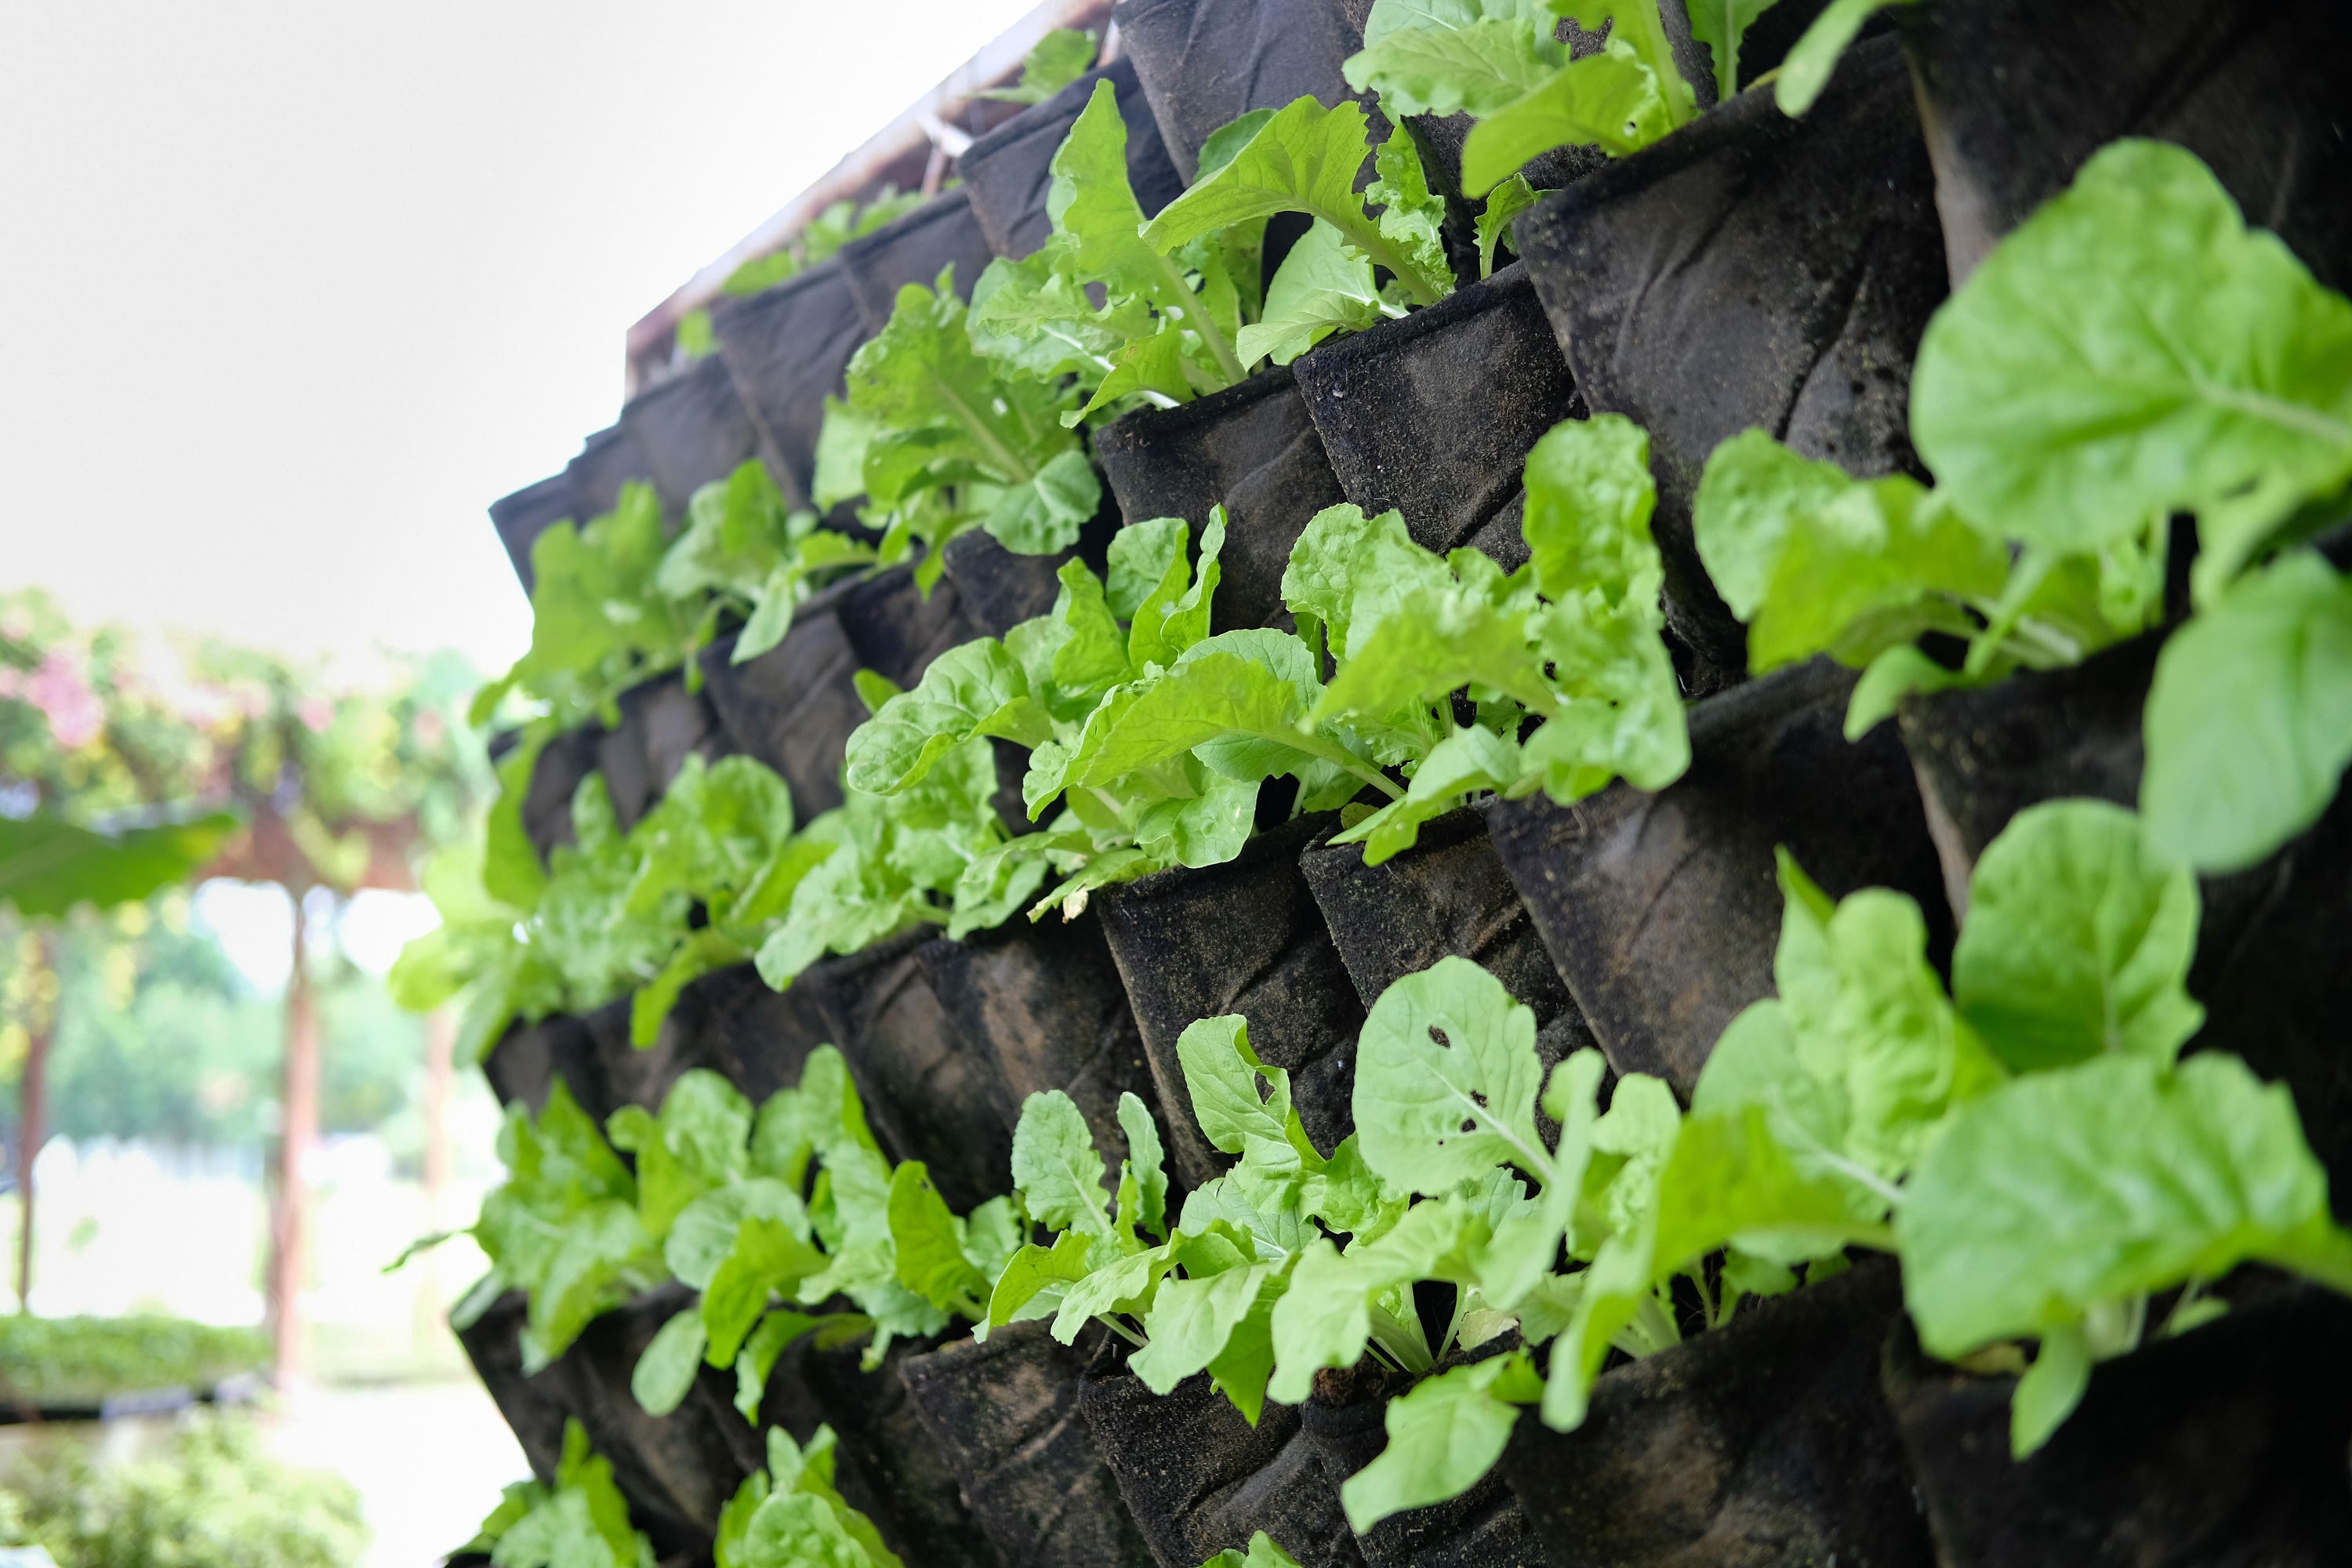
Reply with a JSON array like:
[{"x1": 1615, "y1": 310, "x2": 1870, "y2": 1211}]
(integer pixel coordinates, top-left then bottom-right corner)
[
  {"x1": 392, "y1": 751, "x2": 826, "y2": 1063},
  {"x1": 0, "y1": 1312, "x2": 267, "y2": 1407},
  {"x1": 477, "y1": 462, "x2": 874, "y2": 738},
  {"x1": 844, "y1": 409, "x2": 1687, "y2": 938},
  {"x1": 1345, "y1": 0, "x2": 1779, "y2": 197},
  {"x1": 977, "y1": 27, "x2": 1098, "y2": 105},
  {"x1": 713, "y1": 1425, "x2": 902, "y2": 1568},
  {"x1": 1200, "y1": 1537, "x2": 1305, "y2": 1568},
  {"x1": 675, "y1": 186, "x2": 930, "y2": 360},
  {"x1": 464, "y1": 1419, "x2": 654, "y2": 1568},
  {"x1": 1690, "y1": 140, "x2": 2352, "y2": 873},
  {"x1": 1, "y1": 1408, "x2": 369, "y2": 1568}
]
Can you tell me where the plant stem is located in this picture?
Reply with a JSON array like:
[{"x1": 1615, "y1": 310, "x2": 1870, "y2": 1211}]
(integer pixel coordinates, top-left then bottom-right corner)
[
  {"x1": 926, "y1": 365, "x2": 1036, "y2": 485},
  {"x1": 1154, "y1": 251, "x2": 1248, "y2": 386}
]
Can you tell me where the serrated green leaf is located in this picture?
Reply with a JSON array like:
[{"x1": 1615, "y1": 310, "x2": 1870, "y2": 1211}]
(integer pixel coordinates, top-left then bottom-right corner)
[
  {"x1": 1236, "y1": 220, "x2": 1384, "y2": 368},
  {"x1": 1461, "y1": 38, "x2": 1666, "y2": 194}
]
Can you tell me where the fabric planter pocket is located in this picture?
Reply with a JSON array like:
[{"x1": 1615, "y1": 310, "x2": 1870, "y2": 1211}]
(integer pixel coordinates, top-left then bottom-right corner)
[
  {"x1": 522, "y1": 724, "x2": 608, "y2": 863},
  {"x1": 597, "y1": 670, "x2": 724, "y2": 834},
  {"x1": 833, "y1": 561, "x2": 975, "y2": 691},
  {"x1": 488, "y1": 471, "x2": 574, "y2": 595},
  {"x1": 568, "y1": 422, "x2": 659, "y2": 521},
  {"x1": 1512, "y1": 36, "x2": 1947, "y2": 687},
  {"x1": 837, "y1": 187, "x2": 1003, "y2": 335},
  {"x1": 1499, "y1": 1261, "x2": 1931, "y2": 1567},
  {"x1": 794, "y1": 928, "x2": 1015, "y2": 1214},
  {"x1": 1293, "y1": 263, "x2": 1581, "y2": 572},
  {"x1": 1111, "y1": 0, "x2": 1375, "y2": 186},
  {"x1": 917, "y1": 912, "x2": 1158, "y2": 1173},
  {"x1": 648, "y1": 960, "x2": 836, "y2": 1108},
  {"x1": 803, "y1": 1336, "x2": 1009, "y2": 1568},
  {"x1": 1485, "y1": 659, "x2": 1947, "y2": 1094},
  {"x1": 698, "y1": 608, "x2": 868, "y2": 823},
  {"x1": 483, "y1": 1012, "x2": 601, "y2": 1119},
  {"x1": 960, "y1": 57, "x2": 1186, "y2": 262},
  {"x1": 1080, "y1": 1355, "x2": 1367, "y2": 1568},
  {"x1": 939, "y1": 524, "x2": 1080, "y2": 642},
  {"x1": 899, "y1": 1321, "x2": 1156, "y2": 1566},
  {"x1": 1881, "y1": 1282, "x2": 2352, "y2": 1566},
  {"x1": 1302, "y1": 1356, "x2": 1542, "y2": 1568},
  {"x1": 710, "y1": 259, "x2": 868, "y2": 510},
  {"x1": 1899, "y1": 0, "x2": 2352, "y2": 291},
  {"x1": 1094, "y1": 366, "x2": 1348, "y2": 636},
  {"x1": 1092, "y1": 815, "x2": 1366, "y2": 1189},
  {"x1": 619, "y1": 353, "x2": 776, "y2": 521},
  {"x1": 455, "y1": 1289, "x2": 573, "y2": 1483}
]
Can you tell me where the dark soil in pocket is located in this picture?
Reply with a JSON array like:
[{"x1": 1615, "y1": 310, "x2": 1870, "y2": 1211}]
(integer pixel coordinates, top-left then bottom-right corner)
[
  {"x1": 1303, "y1": 1353, "x2": 1542, "y2": 1568},
  {"x1": 710, "y1": 259, "x2": 868, "y2": 510},
  {"x1": 1880, "y1": 1281, "x2": 2352, "y2": 1566},
  {"x1": 598, "y1": 670, "x2": 725, "y2": 834},
  {"x1": 961, "y1": 57, "x2": 1188, "y2": 262},
  {"x1": 1080, "y1": 1352, "x2": 1367, "y2": 1568},
  {"x1": 838, "y1": 188, "x2": 1003, "y2": 335},
  {"x1": 483, "y1": 1011, "x2": 601, "y2": 1118},
  {"x1": 620, "y1": 354, "x2": 776, "y2": 521},
  {"x1": 917, "y1": 912, "x2": 1160, "y2": 1179},
  {"x1": 488, "y1": 471, "x2": 575, "y2": 595},
  {"x1": 568, "y1": 422, "x2": 659, "y2": 521},
  {"x1": 899, "y1": 1321, "x2": 1156, "y2": 1566},
  {"x1": 455, "y1": 1288, "x2": 572, "y2": 1483},
  {"x1": 1899, "y1": 0, "x2": 2352, "y2": 291},
  {"x1": 804, "y1": 1335, "x2": 1007, "y2": 1568},
  {"x1": 1484, "y1": 659, "x2": 1948, "y2": 1094},
  {"x1": 1112, "y1": 0, "x2": 1378, "y2": 187},
  {"x1": 523, "y1": 723, "x2": 608, "y2": 863},
  {"x1": 698, "y1": 607, "x2": 867, "y2": 823},
  {"x1": 562, "y1": 1284, "x2": 762, "y2": 1559},
  {"x1": 1512, "y1": 36, "x2": 1947, "y2": 688},
  {"x1": 833, "y1": 561, "x2": 974, "y2": 690},
  {"x1": 1501, "y1": 1259, "x2": 1931, "y2": 1568},
  {"x1": 1094, "y1": 366, "x2": 1348, "y2": 637},
  {"x1": 1293, "y1": 263, "x2": 1581, "y2": 572},
  {"x1": 794, "y1": 927, "x2": 1014, "y2": 1214},
  {"x1": 1300, "y1": 810, "x2": 1596, "y2": 1123}
]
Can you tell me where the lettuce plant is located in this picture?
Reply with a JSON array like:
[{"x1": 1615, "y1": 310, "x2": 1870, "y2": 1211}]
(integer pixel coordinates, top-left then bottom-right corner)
[
  {"x1": 464, "y1": 1419, "x2": 655, "y2": 1568},
  {"x1": 653, "y1": 459, "x2": 877, "y2": 664},
  {"x1": 977, "y1": 27, "x2": 1098, "y2": 105},
  {"x1": 1345, "y1": 0, "x2": 1777, "y2": 194},
  {"x1": 1690, "y1": 140, "x2": 2352, "y2": 869},
  {"x1": 1202, "y1": 1537, "x2": 1304, "y2": 1568},
  {"x1": 714, "y1": 1424, "x2": 903, "y2": 1568},
  {"x1": 815, "y1": 268, "x2": 1104, "y2": 586},
  {"x1": 676, "y1": 185, "x2": 928, "y2": 359}
]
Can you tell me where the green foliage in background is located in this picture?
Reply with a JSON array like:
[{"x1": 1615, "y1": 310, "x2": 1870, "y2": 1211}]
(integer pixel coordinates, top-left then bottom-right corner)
[
  {"x1": 0, "y1": 1315, "x2": 267, "y2": 1408},
  {"x1": 0, "y1": 1410, "x2": 368, "y2": 1568}
]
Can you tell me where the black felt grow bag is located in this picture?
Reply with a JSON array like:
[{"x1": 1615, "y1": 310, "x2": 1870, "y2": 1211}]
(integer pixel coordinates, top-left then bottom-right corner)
[
  {"x1": 482, "y1": 1012, "x2": 601, "y2": 1117},
  {"x1": 648, "y1": 960, "x2": 837, "y2": 1109},
  {"x1": 1303, "y1": 1356, "x2": 1541, "y2": 1568},
  {"x1": 521, "y1": 724, "x2": 607, "y2": 862},
  {"x1": 1081, "y1": 1356, "x2": 1367, "y2": 1568},
  {"x1": 1500, "y1": 1260, "x2": 1931, "y2": 1568},
  {"x1": 455, "y1": 1289, "x2": 573, "y2": 1483},
  {"x1": 1111, "y1": 0, "x2": 1375, "y2": 186},
  {"x1": 599, "y1": 670, "x2": 725, "y2": 833},
  {"x1": 488, "y1": 470, "x2": 575, "y2": 595},
  {"x1": 1094, "y1": 366, "x2": 1348, "y2": 637},
  {"x1": 793, "y1": 927, "x2": 1014, "y2": 1214},
  {"x1": 1293, "y1": 263, "x2": 1580, "y2": 571},
  {"x1": 1898, "y1": 0, "x2": 2352, "y2": 291},
  {"x1": 619, "y1": 353, "x2": 775, "y2": 521},
  {"x1": 1484, "y1": 658, "x2": 1947, "y2": 1094},
  {"x1": 837, "y1": 187, "x2": 1002, "y2": 335},
  {"x1": 1300, "y1": 809, "x2": 1595, "y2": 1076},
  {"x1": 803, "y1": 1336, "x2": 1007, "y2": 1568},
  {"x1": 960, "y1": 57, "x2": 1187, "y2": 262},
  {"x1": 568, "y1": 421, "x2": 658, "y2": 521},
  {"x1": 697, "y1": 608, "x2": 868, "y2": 823},
  {"x1": 710, "y1": 259, "x2": 868, "y2": 510},
  {"x1": 899, "y1": 1322, "x2": 1156, "y2": 1566},
  {"x1": 831, "y1": 560, "x2": 975, "y2": 691},
  {"x1": 916, "y1": 912, "x2": 1160, "y2": 1171},
  {"x1": 1512, "y1": 36, "x2": 1948, "y2": 685},
  {"x1": 1091, "y1": 816, "x2": 1366, "y2": 1189},
  {"x1": 1897, "y1": 629, "x2": 2352, "y2": 1192},
  {"x1": 1880, "y1": 1282, "x2": 2352, "y2": 1566}
]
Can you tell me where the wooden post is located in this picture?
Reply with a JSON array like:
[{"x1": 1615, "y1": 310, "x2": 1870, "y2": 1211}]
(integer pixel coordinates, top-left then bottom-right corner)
[
  {"x1": 14, "y1": 935, "x2": 53, "y2": 1314},
  {"x1": 268, "y1": 887, "x2": 318, "y2": 1385}
]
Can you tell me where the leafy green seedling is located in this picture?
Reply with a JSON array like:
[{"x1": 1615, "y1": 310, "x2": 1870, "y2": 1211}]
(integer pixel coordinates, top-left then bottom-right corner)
[
  {"x1": 715, "y1": 1424, "x2": 904, "y2": 1568},
  {"x1": 463, "y1": 1419, "x2": 655, "y2": 1568}
]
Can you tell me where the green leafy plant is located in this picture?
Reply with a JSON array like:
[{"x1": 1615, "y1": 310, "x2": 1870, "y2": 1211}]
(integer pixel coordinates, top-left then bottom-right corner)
[
  {"x1": 1345, "y1": 0, "x2": 1774, "y2": 195},
  {"x1": 677, "y1": 187, "x2": 928, "y2": 358},
  {"x1": 464, "y1": 1419, "x2": 653, "y2": 1568},
  {"x1": 815, "y1": 268, "x2": 1105, "y2": 587},
  {"x1": 653, "y1": 459, "x2": 878, "y2": 665},
  {"x1": 1690, "y1": 140, "x2": 2352, "y2": 868},
  {"x1": 713, "y1": 1424, "x2": 902, "y2": 1568},
  {"x1": 0, "y1": 810, "x2": 240, "y2": 921},
  {"x1": 0, "y1": 1315, "x2": 266, "y2": 1408},
  {"x1": 978, "y1": 27, "x2": 1098, "y2": 104},
  {"x1": 1201, "y1": 1536, "x2": 1305, "y2": 1568}
]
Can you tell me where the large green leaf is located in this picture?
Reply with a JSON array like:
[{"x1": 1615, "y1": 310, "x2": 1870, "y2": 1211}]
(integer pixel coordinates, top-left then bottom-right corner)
[
  {"x1": 0, "y1": 809, "x2": 240, "y2": 919},
  {"x1": 1353, "y1": 956, "x2": 1552, "y2": 1193}
]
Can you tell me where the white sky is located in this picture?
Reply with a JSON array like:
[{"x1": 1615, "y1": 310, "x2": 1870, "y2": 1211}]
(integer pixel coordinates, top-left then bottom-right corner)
[{"x1": 1, "y1": 0, "x2": 1046, "y2": 676}]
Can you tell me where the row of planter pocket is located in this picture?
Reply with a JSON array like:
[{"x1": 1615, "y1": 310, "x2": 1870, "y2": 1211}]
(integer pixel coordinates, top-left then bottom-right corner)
[{"x1": 487, "y1": 54, "x2": 1183, "y2": 594}]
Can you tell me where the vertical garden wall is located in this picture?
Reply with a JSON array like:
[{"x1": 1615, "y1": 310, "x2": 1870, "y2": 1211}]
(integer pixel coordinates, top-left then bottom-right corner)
[{"x1": 417, "y1": 1, "x2": 2352, "y2": 1564}]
